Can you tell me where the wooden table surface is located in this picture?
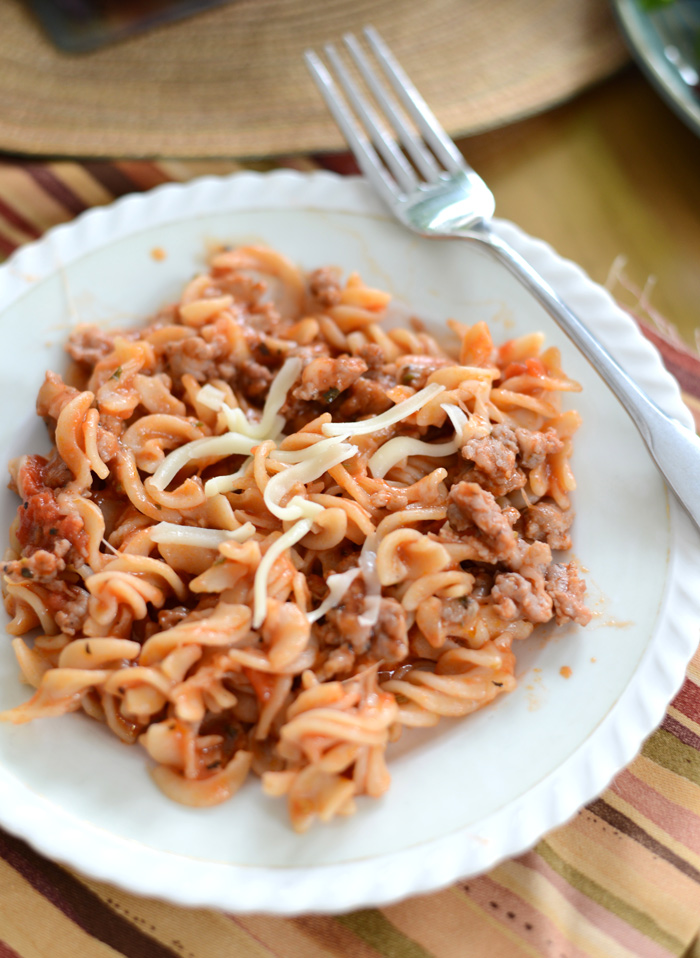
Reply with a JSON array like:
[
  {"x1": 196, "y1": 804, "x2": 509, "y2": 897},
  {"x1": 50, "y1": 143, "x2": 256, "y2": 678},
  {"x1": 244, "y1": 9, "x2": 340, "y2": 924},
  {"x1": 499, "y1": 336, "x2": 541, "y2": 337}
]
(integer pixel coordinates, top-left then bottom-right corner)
[{"x1": 455, "y1": 64, "x2": 700, "y2": 352}]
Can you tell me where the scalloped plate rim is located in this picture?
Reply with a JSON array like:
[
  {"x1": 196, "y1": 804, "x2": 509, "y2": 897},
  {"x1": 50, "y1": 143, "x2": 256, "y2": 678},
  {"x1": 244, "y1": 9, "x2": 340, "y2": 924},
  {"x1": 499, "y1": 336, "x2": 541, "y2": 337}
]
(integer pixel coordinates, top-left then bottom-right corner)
[{"x1": 0, "y1": 169, "x2": 697, "y2": 914}]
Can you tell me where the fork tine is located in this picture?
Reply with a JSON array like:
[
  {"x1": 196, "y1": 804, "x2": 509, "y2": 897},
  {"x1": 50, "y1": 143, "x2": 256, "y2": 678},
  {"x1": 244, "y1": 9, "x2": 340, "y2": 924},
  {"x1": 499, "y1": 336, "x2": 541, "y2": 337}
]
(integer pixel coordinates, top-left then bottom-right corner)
[
  {"x1": 323, "y1": 43, "x2": 419, "y2": 195},
  {"x1": 342, "y1": 32, "x2": 442, "y2": 184},
  {"x1": 304, "y1": 50, "x2": 401, "y2": 207},
  {"x1": 363, "y1": 26, "x2": 467, "y2": 176}
]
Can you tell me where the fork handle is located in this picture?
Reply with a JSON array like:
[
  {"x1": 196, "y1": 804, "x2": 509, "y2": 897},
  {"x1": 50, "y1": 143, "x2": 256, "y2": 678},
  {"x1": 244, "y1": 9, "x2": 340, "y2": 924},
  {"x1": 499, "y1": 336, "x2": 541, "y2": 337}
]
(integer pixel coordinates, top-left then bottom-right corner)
[{"x1": 470, "y1": 228, "x2": 700, "y2": 533}]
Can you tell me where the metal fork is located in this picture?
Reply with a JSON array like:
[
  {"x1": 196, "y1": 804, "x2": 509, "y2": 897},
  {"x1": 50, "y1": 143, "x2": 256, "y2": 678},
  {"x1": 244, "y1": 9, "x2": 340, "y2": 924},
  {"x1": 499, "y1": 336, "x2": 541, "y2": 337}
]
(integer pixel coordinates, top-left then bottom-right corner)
[{"x1": 305, "y1": 26, "x2": 700, "y2": 533}]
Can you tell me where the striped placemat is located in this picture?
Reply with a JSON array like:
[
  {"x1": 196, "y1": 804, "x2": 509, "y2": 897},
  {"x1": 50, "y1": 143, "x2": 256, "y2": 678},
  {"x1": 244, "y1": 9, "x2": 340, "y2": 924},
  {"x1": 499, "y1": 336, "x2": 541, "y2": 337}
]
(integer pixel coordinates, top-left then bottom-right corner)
[{"x1": 1, "y1": 157, "x2": 699, "y2": 958}]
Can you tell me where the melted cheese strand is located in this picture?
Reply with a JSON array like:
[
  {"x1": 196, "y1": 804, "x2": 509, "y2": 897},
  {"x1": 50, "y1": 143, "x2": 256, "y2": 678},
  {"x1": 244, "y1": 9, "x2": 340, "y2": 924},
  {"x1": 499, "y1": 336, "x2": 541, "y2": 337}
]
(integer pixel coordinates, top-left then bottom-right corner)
[
  {"x1": 368, "y1": 436, "x2": 458, "y2": 479},
  {"x1": 367, "y1": 401, "x2": 475, "y2": 478},
  {"x1": 220, "y1": 357, "x2": 301, "y2": 440},
  {"x1": 195, "y1": 384, "x2": 228, "y2": 412},
  {"x1": 358, "y1": 532, "x2": 381, "y2": 628},
  {"x1": 253, "y1": 519, "x2": 313, "y2": 628},
  {"x1": 263, "y1": 436, "x2": 354, "y2": 521},
  {"x1": 150, "y1": 521, "x2": 255, "y2": 549},
  {"x1": 321, "y1": 383, "x2": 445, "y2": 437},
  {"x1": 192, "y1": 359, "x2": 304, "y2": 497},
  {"x1": 151, "y1": 433, "x2": 258, "y2": 491},
  {"x1": 440, "y1": 402, "x2": 468, "y2": 440},
  {"x1": 203, "y1": 457, "x2": 253, "y2": 497},
  {"x1": 307, "y1": 568, "x2": 361, "y2": 624}
]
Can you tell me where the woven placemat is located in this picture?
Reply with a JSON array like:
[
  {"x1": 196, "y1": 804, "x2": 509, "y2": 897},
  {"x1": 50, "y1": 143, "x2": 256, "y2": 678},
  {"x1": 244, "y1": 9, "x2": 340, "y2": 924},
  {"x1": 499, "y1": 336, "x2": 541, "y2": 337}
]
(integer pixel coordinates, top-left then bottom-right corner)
[{"x1": 0, "y1": 0, "x2": 628, "y2": 158}]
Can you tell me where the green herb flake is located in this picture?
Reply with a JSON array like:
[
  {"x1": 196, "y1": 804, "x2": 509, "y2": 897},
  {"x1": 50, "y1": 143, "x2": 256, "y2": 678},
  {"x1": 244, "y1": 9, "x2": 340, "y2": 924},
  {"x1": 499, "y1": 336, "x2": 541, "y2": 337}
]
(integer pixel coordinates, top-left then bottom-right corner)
[
  {"x1": 322, "y1": 387, "x2": 340, "y2": 404},
  {"x1": 110, "y1": 366, "x2": 123, "y2": 380},
  {"x1": 20, "y1": 567, "x2": 33, "y2": 579}
]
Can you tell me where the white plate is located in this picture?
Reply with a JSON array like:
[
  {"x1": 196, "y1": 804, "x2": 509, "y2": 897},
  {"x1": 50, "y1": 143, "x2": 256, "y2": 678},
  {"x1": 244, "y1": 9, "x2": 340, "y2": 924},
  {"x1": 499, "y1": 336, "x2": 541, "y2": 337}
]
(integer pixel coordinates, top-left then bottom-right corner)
[{"x1": 0, "y1": 170, "x2": 699, "y2": 915}]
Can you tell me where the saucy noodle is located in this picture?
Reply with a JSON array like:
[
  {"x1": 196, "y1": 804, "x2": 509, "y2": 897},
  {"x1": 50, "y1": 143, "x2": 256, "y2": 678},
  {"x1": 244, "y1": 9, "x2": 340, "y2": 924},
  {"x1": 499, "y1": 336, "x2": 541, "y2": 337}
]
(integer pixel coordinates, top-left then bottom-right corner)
[{"x1": 1, "y1": 246, "x2": 590, "y2": 830}]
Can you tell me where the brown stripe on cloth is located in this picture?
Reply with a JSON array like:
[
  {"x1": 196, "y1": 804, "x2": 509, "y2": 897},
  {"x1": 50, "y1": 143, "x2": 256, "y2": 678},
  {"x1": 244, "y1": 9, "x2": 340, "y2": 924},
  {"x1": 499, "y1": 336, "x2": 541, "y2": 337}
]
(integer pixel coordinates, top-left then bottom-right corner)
[
  {"x1": 0, "y1": 196, "x2": 41, "y2": 242},
  {"x1": 312, "y1": 152, "x2": 361, "y2": 176},
  {"x1": 662, "y1": 712, "x2": 700, "y2": 751},
  {"x1": 24, "y1": 166, "x2": 88, "y2": 219},
  {"x1": 0, "y1": 828, "x2": 181, "y2": 958},
  {"x1": 0, "y1": 233, "x2": 18, "y2": 260},
  {"x1": 116, "y1": 162, "x2": 174, "y2": 192},
  {"x1": 671, "y1": 678, "x2": 700, "y2": 724},
  {"x1": 588, "y1": 797, "x2": 700, "y2": 885},
  {"x1": 635, "y1": 316, "x2": 700, "y2": 401},
  {"x1": 0, "y1": 942, "x2": 22, "y2": 958},
  {"x1": 82, "y1": 162, "x2": 146, "y2": 200}
]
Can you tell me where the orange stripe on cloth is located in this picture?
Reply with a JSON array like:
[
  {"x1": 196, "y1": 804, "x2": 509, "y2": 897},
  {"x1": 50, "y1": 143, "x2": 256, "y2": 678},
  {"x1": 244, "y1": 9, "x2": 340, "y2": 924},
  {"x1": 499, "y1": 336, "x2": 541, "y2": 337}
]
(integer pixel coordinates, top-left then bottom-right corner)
[
  {"x1": 465, "y1": 848, "x2": 673, "y2": 958},
  {"x1": 526, "y1": 843, "x2": 679, "y2": 957},
  {"x1": 610, "y1": 766, "x2": 700, "y2": 858},
  {"x1": 380, "y1": 885, "x2": 541, "y2": 958},
  {"x1": 629, "y1": 752, "x2": 700, "y2": 835},
  {"x1": 543, "y1": 811, "x2": 700, "y2": 949},
  {"x1": 571, "y1": 804, "x2": 700, "y2": 930}
]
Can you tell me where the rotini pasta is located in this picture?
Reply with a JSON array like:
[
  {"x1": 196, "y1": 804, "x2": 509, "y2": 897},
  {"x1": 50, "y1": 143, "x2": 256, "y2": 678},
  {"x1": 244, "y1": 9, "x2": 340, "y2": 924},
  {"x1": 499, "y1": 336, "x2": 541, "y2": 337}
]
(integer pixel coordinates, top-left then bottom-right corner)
[{"x1": 1, "y1": 245, "x2": 590, "y2": 831}]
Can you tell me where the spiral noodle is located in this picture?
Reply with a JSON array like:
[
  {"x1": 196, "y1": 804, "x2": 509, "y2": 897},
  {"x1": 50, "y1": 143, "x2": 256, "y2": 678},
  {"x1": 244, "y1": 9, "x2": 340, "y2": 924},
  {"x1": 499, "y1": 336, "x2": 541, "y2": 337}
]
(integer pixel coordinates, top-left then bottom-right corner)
[{"x1": 1, "y1": 245, "x2": 590, "y2": 831}]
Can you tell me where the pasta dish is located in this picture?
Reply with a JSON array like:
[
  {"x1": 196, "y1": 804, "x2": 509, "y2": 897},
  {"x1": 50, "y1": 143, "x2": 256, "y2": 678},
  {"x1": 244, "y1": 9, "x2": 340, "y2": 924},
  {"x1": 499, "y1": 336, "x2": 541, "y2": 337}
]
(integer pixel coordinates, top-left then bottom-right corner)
[{"x1": 1, "y1": 246, "x2": 590, "y2": 831}]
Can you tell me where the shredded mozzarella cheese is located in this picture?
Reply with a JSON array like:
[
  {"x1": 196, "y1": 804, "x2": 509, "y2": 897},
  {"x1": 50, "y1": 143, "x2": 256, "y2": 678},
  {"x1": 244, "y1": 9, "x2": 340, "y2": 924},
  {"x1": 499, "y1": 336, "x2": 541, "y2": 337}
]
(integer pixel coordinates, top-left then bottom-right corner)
[
  {"x1": 357, "y1": 532, "x2": 381, "y2": 628},
  {"x1": 441, "y1": 400, "x2": 490, "y2": 443},
  {"x1": 306, "y1": 568, "x2": 361, "y2": 624},
  {"x1": 151, "y1": 433, "x2": 258, "y2": 491},
  {"x1": 203, "y1": 457, "x2": 253, "y2": 497},
  {"x1": 195, "y1": 384, "x2": 228, "y2": 412},
  {"x1": 321, "y1": 383, "x2": 445, "y2": 438},
  {"x1": 219, "y1": 356, "x2": 301, "y2": 440},
  {"x1": 263, "y1": 435, "x2": 354, "y2": 521},
  {"x1": 253, "y1": 519, "x2": 313, "y2": 628},
  {"x1": 149, "y1": 521, "x2": 256, "y2": 549},
  {"x1": 368, "y1": 436, "x2": 459, "y2": 479}
]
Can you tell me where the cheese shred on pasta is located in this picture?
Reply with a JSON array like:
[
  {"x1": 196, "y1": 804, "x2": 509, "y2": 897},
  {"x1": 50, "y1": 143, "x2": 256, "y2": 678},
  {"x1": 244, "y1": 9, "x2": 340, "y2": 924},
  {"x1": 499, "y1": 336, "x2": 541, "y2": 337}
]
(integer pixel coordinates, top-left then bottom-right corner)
[{"x1": 1, "y1": 245, "x2": 591, "y2": 832}]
